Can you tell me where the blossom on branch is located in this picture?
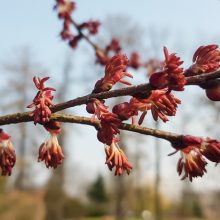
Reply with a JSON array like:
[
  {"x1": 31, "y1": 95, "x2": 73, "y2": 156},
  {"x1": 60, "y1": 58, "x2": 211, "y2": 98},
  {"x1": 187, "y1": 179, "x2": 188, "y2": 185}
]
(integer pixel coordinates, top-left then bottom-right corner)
[
  {"x1": 106, "y1": 38, "x2": 121, "y2": 54},
  {"x1": 86, "y1": 99, "x2": 109, "y2": 120},
  {"x1": 38, "y1": 121, "x2": 64, "y2": 169},
  {"x1": 69, "y1": 35, "x2": 82, "y2": 48},
  {"x1": 182, "y1": 135, "x2": 220, "y2": 163},
  {"x1": 113, "y1": 102, "x2": 138, "y2": 121},
  {"x1": 86, "y1": 99, "x2": 121, "y2": 145},
  {"x1": 185, "y1": 44, "x2": 220, "y2": 76},
  {"x1": 97, "y1": 113, "x2": 121, "y2": 145},
  {"x1": 114, "y1": 89, "x2": 181, "y2": 124},
  {"x1": 145, "y1": 90, "x2": 181, "y2": 122},
  {"x1": 129, "y1": 52, "x2": 142, "y2": 69},
  {"x1": 149, "y1": 47, "x2": 186, "y2": 91},
  {"x1": 0, "y1": 129, "x2": 16, "y2": 176},
  {"x1": 55, "y1": 0, "x2": 75, "y2": 19},
  {"x1": 93, "y1": 54, "x2": 133, "y2": 93},
  {"x1": 60, "y1": 19, "x2": 74, "y2": 40},
  {"x1": 104, "y1": 138, "x2": 132, "y2": 176},
  {"x1": 27, "y1": 77, "x2": 55, "y2": 124},
  {"x1": 203, "y1": 80, "x2": 220, "y2": 101},
  {"x1": 176, "y1": 146, "x2": 207, "y2": 182},
  {"x1": 170, "y1": 135, "x2": 220, "y2": 181},
  {"x1": 79, "y1": 20, "x2": 101, "y2": 35}
]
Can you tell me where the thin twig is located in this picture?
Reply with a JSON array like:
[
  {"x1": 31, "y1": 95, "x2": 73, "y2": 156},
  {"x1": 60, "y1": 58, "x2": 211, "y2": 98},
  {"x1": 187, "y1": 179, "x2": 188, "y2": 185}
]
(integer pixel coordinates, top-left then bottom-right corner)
[
  {"x1": 0, "y1": 69, "x2": 220, "y2": 126},
  {"x1": 51, "y1": 113, "x2": 183, "y2": 144},
  {"x1": 52, "y1": 70, "x2": 220, "y2": 112}
]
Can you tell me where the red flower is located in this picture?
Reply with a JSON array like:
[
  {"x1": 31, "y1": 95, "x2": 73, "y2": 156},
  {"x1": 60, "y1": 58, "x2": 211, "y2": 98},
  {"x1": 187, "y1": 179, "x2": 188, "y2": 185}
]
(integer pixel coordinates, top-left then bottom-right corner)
[
  {"x1": 86, "y1": 99, "x2": 109, "y2": 120},
  {"x1": 112, "y1": 102, "x2": 138, "y2": 121},
  {"x1": 133, "y1": 89, "x2": 181, "y2": 123},
  {"x1": 129, "y1": 52, "x2": 142, "y2": 69},
  {"x1": 150, "y1": 47, "x2": 186, "y2": 91},
  {"x1": 69, "y1": 35, "x2": 82, "y2": 48},
  {"x1": 27, "y1": 77, "x2": 55, "y2": 124},
  {"x1": 55, "y1": 0, "x2": 75, "y2": 19},
  {"x1": 200, "y1": 138, "x2": 220, "y2": 163},
  {"x1": 182, "y1": 135, "x2": 220, "y2": 163},
  {"x1": 175, "y1": 146, "x2": 207, "y2": 182},
  {"x1": 205, "y1": 80, "x2": 220, "y2": 101},
  {"x1": 93, "y1": 54, "x2": 133, "y2": 93},
  {"x1": 170, "y1": 135, "x2": 220, "y2": 181},
  {"x1": 79, "y1": 20, "x2": 101, "y2": 35},
  {"x1": 113, "y1": 89, "x2": 181, "y2": 124},
  {"x1": 185, "y1": 44, "x2": 220, "y2": 76},
  {"x1": 60, "y1": 19, "x2": 73, "y2": 40},
  {"x1": 106, "y1": 38, "x2": 121, "y2": 53},
  {"x1": 38, "y1": 122, "x2": 64, "y2": 169},
  {"x1": 97, "y1": 113, "x2": 121, "y2": 145},
  {"x1": 0, "y1": 129, "x2": 16, "y2": 176},
  {"x1": 86, "y1": 99, "x2": 121, "y2": 145},
  {"x1": 104, "y1": 138, "x2": 132, "y2": 176}
]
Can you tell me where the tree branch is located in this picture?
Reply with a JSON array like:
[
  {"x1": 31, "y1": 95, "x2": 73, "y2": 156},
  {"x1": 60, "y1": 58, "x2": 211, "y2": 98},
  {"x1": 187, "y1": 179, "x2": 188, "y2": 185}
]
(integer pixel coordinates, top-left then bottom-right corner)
[
  {"x1": 52, "y1": 70, "x2": 220, "y2": 112},
  {"x1": 0, "y1": 112, "x2": 183, "y2": 144},
  {"x1": 51, "y1": 113, "x2": 183, "y2": 144},
  {"x1": 70, "y1": 18, "x2": 104, "y2": 53},
  {"x1": 0, "y1": 69, "x2": 220, "y2": 126}
]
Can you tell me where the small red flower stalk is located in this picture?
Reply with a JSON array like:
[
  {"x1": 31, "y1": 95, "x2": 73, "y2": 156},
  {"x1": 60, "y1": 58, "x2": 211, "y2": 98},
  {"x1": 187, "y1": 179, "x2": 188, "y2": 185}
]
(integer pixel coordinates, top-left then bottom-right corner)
[
  {"x1": 38, "y1": 121, "x2": 64, "y2": 169},
  {"x1": 104, "y1": 138, "x2": 132, "y2": 176},
  {"x1": 0, "y1": 129, "x2": 16, "y2": 176},
  {"x1": 54, "y1": 0, "x2": 101, "y2": 49},
  {"x1": 113, "y1": 89, "x2": 181, "y2": 124},
  {"x1": 86, "y1": 99, "x2": 121, "y2": 145},
  {"x1": 170, "y1": 135, "x2": 220, "y2": 181},
  {"x1": 185, "y1": 44, "x2": 220, "y2": 76},
  {"x1": 27, "y1": 77, "x2": 55, "y2": 124},
  {"x1": 185, "y1": 44, "x2": 220, "y2": 101},
  {"x1": 93, "y1": 54, "x2": 133, "y2": 93},
  {"x1": 150, "y1": 47, "x2": 186, "y2": 91}
]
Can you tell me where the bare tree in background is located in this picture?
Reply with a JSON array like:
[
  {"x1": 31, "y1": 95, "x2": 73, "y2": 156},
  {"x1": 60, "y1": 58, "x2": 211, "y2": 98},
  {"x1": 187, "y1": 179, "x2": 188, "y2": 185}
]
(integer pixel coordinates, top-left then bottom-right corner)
[
  {"x1": 99, "y1": 15, "x2": 148, "y2": 220},
  {"x1": 1, "y1": 48, "x2": 45, "y2": 190},
  {"x1": 147, "y1": 27, "x2": 169, "y2": 220},
  {"x1": 44, "y1": 52, "x2": 73, "y2": 220}
]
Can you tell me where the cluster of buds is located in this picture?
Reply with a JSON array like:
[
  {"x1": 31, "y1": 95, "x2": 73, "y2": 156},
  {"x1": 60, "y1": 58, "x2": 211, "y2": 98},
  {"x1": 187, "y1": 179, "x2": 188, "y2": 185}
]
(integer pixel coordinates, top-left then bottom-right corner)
[
  {"x1": 55, "y1": 0, "x2": 100, "y2": 49},
  {"x1": 185, "y1": 44, "x2": 220, "y2": 76},
  {"x1": 87, "y1": 52, "x2": 135, "y2": 175},
  {"x1": 86, "y1": 100, "x2": 132, "y2": 176},
  {"x1": 170, "y1": 135, "x2": 220, "y2": 181},
  {"x1": 106, "y1": 38, "x2": 121, "y2": 54},
  {"x1": 113, "y1": 89, "x2": 181, "y2": 124},
  {"x1": 129, "y1": 52, "x2": 143, "y2": 69},
  {"x1": 78, "y1": 20, "x2": 101, "y2": 35},
  {"x1": 0, "y1": 129, "x2": 16, "y2": 176},
  {"x1": 149, "y1": 47, "x2": 186, "y2": 91},
  {"x1": 104, "y1": 138, "x2": 132, "y2": 176},
  {"x1": 93, "y1": 54, "x2": 133, "y2": 93},
  {"x1": 27, "y1": 77, "x2": 55, "y2": 124},
  {"x1": 0, "y1": 123, "x2": 64, "y2": 175},
  {"x1": 86, "y1": 99, "x2": 121, "y2": 145},
  {"x1": 38, "y1": 121, "x2": 64, "y2": 169},
  {"x1": 96, "y1": 38, "x2": 121, "y2": 65},
  {"x1": 184, "y1": 44, "x2": 220, "y2": 101}
]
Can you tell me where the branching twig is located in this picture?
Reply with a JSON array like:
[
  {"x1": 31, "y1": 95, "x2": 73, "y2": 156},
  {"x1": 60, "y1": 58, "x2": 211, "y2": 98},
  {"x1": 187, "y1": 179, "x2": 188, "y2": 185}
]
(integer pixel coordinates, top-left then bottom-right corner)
[
  {"x1": 70, "y1": 18, "x2": 105, "y2": 53},
  {"x1": 0, "y1": 69, "x2": 220, "y2": 126},
  {"x1": 50, "y1": 113, "x2": 183, "y2": 145},
  {"x1": 52, "y1": 69, "x2": 220, "y2": 112}
]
